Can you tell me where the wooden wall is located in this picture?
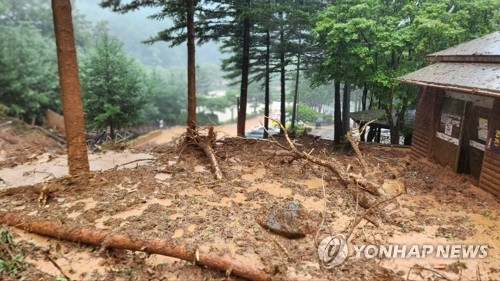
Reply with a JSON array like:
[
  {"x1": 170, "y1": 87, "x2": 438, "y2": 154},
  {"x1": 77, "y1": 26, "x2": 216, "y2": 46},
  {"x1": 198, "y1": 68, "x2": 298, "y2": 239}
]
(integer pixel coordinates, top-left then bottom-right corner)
[
  {"x1": 410, "y1": 86, "x2": 445, "y2": 160},
  {"x1": 479, "y1": 98, "x2": 500, "y2": 198}
]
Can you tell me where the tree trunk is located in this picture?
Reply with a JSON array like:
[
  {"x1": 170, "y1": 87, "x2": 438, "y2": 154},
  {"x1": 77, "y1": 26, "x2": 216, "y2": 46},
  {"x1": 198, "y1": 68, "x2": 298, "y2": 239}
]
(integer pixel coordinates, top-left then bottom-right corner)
[
  {"x1": 279, "y1": 11, "x2": 286, "y2": 133},
  {"x1": 237, "y1": 0, "x2": 251, "y2": 137},
  {"x1": 109, "y1": 124, "x2": 115, "y2": 141},
  {"x1": 291, "y1": 52, "x2": 301, "y2": 129},
  {"x1": 52, "y1": 0, "x2": 89, "y2": 176},
  {"x1": 342, "y1": 82, "x2": 350, "y2": 134},
  {"x1": 186, "y1": 0, "x2": 196, "y2": 130},
  {"x1": 362, "y1": 82, "x2": 368, "y2": 111},
  {"x1": 334, "y1": 81, "x2": 342, "y2": 144},
  {"x1": 263, "y1": 20, "x2": 271, "y2": 139}
]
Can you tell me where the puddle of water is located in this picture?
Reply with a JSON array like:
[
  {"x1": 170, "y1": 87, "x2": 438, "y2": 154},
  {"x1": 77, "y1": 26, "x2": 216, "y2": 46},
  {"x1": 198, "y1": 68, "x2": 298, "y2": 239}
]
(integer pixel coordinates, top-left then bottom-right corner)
[
  {"x1": 11, "y1": 228, "x2": 106, "y2": 279},
  {"x1": 146, "y1": 254, "x2": 182, "y2": 266},
  {"x1": 178, "y1": 188, "x2": 215, "y2": 197},
  {"x1": 229, "y1": 164, "x2": 243, "y2": 171},
  {"x1": 380, "y1": 193, "x2": 500, "y2": 281},
  {"x1": 172, "y1": 229, "x2": 183, "y2": 238},
  {"x1": 61, "y1": 198, "x2": 98, "y2": 211},
  {"x1": 155, "y1": 173, "x2": 172, "y2": 182},
  {"x1": 248, "y1": 181, "x2": 292, "y2": 198},
  {"x1": 293, "y1": 194, "x2": 324, "y2": 212},
  {"x1": 169, "y1": 213, "x2": 183, "y2": 220},
  {"x1": 187, "y1": 224, "x2": 196, "y2": 232},
  {"x1": 207, "y1": 193, "x2": 253, "y2": 207},
  {"x1": 382, "y1": 229, "x2": 500, "y2": 280},
  {"x1": 301, "y1": 178, "x2": 324, "y2": 189},
  {"x1": 241, "y1": 167, "x2": 266, "y2": 181},
  {"x1": 382, "y1": 179, "x2": 405, "y2": 196},
  {"x1": 67, "y1": 212, "x2": 81, "y2": 219},
  {"x1": 0, "y1": 151, "x2": 155, "y2": 190},
  {"x1": 194, "y1": 165, "x2": 207, "y2": 173}
]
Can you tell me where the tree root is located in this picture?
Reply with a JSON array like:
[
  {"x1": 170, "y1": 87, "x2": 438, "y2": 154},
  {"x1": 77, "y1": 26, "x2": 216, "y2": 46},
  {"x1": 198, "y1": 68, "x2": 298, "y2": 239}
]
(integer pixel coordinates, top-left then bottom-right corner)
[
  {"x1": 0, "y1": 212, "x2": 270, "y2": 281},
  {"x1": 185, "y1": 126, "x2": 223, "y2": 180}
]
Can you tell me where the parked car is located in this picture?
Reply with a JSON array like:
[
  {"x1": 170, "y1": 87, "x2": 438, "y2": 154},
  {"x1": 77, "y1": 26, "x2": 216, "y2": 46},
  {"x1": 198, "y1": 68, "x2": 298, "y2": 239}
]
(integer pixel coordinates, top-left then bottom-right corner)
[{"x1": 244, "y1": 125, "x2": 280, "y2": 138}]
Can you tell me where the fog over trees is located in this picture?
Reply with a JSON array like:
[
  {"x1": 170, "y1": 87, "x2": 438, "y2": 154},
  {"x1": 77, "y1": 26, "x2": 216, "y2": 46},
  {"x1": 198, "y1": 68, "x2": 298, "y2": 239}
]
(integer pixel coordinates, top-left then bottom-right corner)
[{"x1": 75, "y1": 0, "x2": 225, "y2": 68}]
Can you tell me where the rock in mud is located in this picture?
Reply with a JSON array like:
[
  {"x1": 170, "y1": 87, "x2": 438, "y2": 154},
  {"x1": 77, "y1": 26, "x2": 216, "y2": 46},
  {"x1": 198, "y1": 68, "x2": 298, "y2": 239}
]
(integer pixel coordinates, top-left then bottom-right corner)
[{"x1": 258, "y1": 201, "x2": 311, "y2": 239}]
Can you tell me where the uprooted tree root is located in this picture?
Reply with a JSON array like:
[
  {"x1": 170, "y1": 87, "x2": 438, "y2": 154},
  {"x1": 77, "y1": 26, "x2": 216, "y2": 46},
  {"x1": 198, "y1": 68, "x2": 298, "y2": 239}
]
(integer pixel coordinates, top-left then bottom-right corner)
[
  {"x1": 0, "y1": 212, "x2": 271, "y2": 281},
  {"x1": 181, "y1": 126, "x2": 223, "y2": 180}
]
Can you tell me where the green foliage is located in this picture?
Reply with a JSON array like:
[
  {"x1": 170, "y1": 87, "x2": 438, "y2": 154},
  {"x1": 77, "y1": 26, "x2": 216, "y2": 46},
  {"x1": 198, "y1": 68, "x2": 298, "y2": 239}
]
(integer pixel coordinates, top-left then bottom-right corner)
[
  {"x1": 0, "y1": 24, "x2": 59, "y2": 124},
  {"x1": 291, "y1": 76, "x2": 331, "y2": 111},
  {"x1": 0, "y1": 229, "x2": 29, "y2": 276},
  {"x1": 288, "y1": 104, "x2": 320, "y2": 123},
  {"x1": 143, "y1": 67, "x2": 186, "y2": 126},
  {"x1": 313, "y1": 0, "x2": 497, "y2": 143},
  {"x1": 80, "y1": 32, "x2": 149, "y2": 133}
]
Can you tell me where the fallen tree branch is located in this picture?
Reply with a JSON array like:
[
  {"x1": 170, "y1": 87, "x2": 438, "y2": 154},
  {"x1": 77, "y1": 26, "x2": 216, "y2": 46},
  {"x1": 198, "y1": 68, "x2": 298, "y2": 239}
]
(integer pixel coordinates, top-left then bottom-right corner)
[
  {"x1": 268, "y1": 118, "x2": 383, "y2": 196},
  {"x1": 0, "y1": 212, "x2": 270, "y2": 281},
  {"x1": 345, "y1": 193, "x2": 403, "y2": 241},
  {"x1": 346, "y1": 120, "x2": 376, "y2": 173},
  {"x1": 43, "y1": 251, "x2": 72, "y2": 281},
  {"x1": 112, "y1": 158, "x2": 156, "y2": 170}
]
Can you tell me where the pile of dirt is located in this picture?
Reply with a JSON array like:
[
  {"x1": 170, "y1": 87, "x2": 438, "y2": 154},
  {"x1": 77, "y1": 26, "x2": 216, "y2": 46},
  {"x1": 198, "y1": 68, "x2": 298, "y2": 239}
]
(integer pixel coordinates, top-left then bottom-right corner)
[
  {"x1": 0, "y1": 131, "x2": 498, "y2": 280},
  {"x1": 0, "y1": 117, "x2": 64, "y2": 170}
]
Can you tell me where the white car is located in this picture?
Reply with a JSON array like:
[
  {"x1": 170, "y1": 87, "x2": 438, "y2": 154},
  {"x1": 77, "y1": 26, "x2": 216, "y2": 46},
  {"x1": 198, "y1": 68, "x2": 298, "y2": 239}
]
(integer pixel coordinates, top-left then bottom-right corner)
[{"x1": 244, "y1": 125, "x2": 280, "y2": 138}]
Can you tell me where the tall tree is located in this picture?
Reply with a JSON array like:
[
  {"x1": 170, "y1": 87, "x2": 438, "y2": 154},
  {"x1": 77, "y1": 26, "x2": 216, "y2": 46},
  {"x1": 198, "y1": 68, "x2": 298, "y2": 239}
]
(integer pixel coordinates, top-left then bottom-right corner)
[
  {"x1": 186, "y1": 0, "x2": 196, "y2": 130},
  {"x1": 80, "y1": 32, "x2": 148, "y2": 139},
  {"x1": 100, "y1": 0, "x2": 197, "y2": 130},
  {"x1": 237, "y1": 0, "x2": 251, "y2": 136},
  {"x1": 51, "y1": 0, "x2": 89, "y2": 175}
]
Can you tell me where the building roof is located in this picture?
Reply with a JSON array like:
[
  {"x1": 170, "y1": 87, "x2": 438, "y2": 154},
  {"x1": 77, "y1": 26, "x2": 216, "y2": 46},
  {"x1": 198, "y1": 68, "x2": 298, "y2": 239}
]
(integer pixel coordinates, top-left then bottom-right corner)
[
  {"x1": 398, "y1": 32, "x2": 500, "y2": 97},
  {"x1": 398, "y1": 62, "x2": 500, "y2": 98},
  {"x1": 427, "y1": 32, "x2": 500, "y2": 63},
  {"x1": 350, "y1": 109, "x2": 415, "y2": 128}
]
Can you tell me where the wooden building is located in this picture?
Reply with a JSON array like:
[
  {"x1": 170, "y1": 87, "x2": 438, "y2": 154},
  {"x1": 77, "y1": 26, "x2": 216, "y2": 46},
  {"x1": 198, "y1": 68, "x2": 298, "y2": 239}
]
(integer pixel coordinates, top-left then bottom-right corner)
[{"x1": 398, "y1": 31, "x2": 500, "y2": 197}]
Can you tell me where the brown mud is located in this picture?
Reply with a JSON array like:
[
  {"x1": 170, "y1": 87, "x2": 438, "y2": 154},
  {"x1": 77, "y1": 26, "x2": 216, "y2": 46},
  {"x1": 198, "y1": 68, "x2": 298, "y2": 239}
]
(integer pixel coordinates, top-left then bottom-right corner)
[{"x1": 0, "y1": 118, "x2": 499, "y2": 280}]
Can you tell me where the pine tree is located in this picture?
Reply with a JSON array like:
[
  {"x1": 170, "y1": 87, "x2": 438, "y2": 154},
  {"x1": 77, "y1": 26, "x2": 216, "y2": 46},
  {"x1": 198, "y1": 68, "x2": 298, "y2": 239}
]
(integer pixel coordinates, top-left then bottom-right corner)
[{"x1": 80, "y1": 32, "x2": 148, "y2": 139}]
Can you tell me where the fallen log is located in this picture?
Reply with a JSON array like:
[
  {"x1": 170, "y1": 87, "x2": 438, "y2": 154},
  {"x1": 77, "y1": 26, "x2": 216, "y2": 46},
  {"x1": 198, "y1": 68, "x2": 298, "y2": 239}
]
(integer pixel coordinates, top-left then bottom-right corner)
[{"x1": 0, "y1": 212, "x2": 270, "y2": 281}]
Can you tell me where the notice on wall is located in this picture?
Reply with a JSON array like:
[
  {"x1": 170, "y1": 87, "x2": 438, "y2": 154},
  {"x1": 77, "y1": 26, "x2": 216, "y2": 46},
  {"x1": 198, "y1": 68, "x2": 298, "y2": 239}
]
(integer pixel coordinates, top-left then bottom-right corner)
[
  {"x1": 436, "y1": 132, "x2": 459, "y2": 146},
  {"x1": 478, "y1": 118, "x2": 488, "y2": 142},
  {"x1": 490, "y1": 129, "x2": 500, "y2": 153},
  {"x1": 440, "y1": 113, "x2": 461, "y2": 137},
  {"x1": 445, "y1": 123, "x2": 453, "y2": 135}
]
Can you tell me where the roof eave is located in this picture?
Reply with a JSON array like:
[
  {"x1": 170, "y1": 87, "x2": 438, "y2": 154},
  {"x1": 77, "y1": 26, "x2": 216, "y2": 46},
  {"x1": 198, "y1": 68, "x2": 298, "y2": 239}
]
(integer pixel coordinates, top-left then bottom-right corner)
[
  {"x1": 426, "y1": 55, "x2": 500, "y2": 63},
  {"x1": 397, "y1": 78, "x2": 500, "y2": 99}
]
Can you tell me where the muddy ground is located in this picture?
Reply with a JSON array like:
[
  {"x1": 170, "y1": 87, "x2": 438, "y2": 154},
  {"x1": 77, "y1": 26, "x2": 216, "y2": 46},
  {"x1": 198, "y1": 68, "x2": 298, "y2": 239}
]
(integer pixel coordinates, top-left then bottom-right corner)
[{"x1": 0, "y1": 117, "x2": 499, "y2": 281}]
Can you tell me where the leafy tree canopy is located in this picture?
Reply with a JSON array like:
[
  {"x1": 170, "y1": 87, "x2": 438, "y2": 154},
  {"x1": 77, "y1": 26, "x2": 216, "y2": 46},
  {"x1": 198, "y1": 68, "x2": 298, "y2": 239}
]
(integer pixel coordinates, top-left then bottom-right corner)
[
  {"x1": 80, "y1": 31, "x2": 149, "y2": 137},
  {"x1": 0, "y1": 24, "x2": 59, "y2": 124}
]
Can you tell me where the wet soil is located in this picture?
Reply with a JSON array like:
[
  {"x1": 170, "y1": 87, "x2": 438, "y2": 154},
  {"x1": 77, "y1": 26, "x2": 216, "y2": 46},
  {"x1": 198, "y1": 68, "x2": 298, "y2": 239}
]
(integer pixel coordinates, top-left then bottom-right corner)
[{"x1": 0, "y1": 119, "x2": 499, "y2": 281}]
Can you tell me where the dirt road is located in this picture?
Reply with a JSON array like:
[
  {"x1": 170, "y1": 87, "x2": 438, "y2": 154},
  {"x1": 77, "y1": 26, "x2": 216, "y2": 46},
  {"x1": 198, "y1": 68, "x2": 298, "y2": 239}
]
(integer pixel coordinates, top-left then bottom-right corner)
[{"x1": 146, "y1": 116, "x2": 265, "y2": 144}]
